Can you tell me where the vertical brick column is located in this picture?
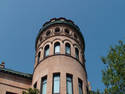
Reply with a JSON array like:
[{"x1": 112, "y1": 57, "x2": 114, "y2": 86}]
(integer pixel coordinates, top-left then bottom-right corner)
[
  {"x1": 37, "y1": 76, "x2": 41, "y2": 91},
  {"x1": 83, "y1": 67, "x2": 88, "y2": 94},
  {"x1": 60, "y1": 72, "x2": 66, "y2": 94},
  {"x1": 50, "y1": 42, "x2": 54, "y2": 56},
  {"x1": 0, "y1": 85, "x2": 6, "y2": 94},
  {"x1": 47, "y1": 73, "x2": 52, "y2": 94},
  {"x1": 70, "y1": 44, "x2": 74, "y2": 57},
  {"x1": 34, "y1": 55, "x2": 37, "y2": 68},
  {"x1": 61, "y1": 42, "x2": 65, "y2": 54},
  {"x1": 40, "y1": 49, "x2": 43, "y2": 61},
  {"x1": 73, "y1": 76, "x2": 79, "y2": 94},
  {"x1": 83, "y1": 82, "x2": 87, "y2": 94},
  {"x1": 72, "y1": 45, "x2": 75, "y2": 58},
  {"x1": 79, "y1": 51, "x2": 82, "y2": 63}
]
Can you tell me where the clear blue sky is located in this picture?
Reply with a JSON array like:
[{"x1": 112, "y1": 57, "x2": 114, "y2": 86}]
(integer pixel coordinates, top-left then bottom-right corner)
[{"x1": 0, "y1": 0, "x2": 125, "y2": 91}]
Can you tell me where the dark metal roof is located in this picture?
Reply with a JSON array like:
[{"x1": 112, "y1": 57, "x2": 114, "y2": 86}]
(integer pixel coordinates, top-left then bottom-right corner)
[
  {"x1": 35, "y1": 18, "x2": 85, "y2": 51},
  {"x1": 0, "y1": 67, "x2": 32, "y2": 80}
]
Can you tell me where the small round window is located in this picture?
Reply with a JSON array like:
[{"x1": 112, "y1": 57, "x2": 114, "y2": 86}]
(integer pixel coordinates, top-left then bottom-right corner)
[
  {"x1": 65, "y1": 29, "x2": 69, "y2": 34},
  {"x1": 55, "y1": 27, "x2": 60, "y2": 33},
  {"x1": 46, "y1": 30, "x2": 51, "y2": 36}
]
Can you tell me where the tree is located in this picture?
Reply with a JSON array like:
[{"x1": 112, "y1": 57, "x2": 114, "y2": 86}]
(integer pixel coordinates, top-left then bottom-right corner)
[
  {"x1": 101, "y1": 40, "x2": 125, "y2": 94},
  {"x1": 22, "y1": 88, "x2": 39, "y2": 94},
  {"x1": 89, "y1": 89, "x2": 101, "y2": 94}
]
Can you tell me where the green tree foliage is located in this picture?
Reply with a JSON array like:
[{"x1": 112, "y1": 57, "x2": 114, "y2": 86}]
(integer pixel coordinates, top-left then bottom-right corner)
[
  {"x1": 101, "y1": 40, "x2": 125, "y2": 94},
  {"x1": 89, "y1": 89, "x2": 101, "y2": 94},
  {"x1": 22, "y1": 88, "x2": 39, "y2": 94}
]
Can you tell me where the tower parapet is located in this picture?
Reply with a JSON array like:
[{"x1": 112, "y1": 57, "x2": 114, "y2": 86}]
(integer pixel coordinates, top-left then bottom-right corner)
[{"x1": 35, "y1": 17, "x2": 85, "y2": 52}]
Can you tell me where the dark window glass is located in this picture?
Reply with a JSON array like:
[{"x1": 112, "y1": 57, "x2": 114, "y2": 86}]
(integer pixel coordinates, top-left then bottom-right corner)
[
  {"x1": 78, "y1": 79, "x2": 83, "y2": 94},
  {"x1": 53, "y1": 74, "x2": 60, "y2": 94},
  {"x1": 86, "y1": 86, "x2": 89, "y2": 94},
  {"x1": 75, "y1": 48, "x2": 79, "y2": 59},
  {"x1": 55, "y1": 27, "x2": 60, "y2": 33},
  {"x1": 41, "y1": 76, "x2": 47, "y2": 94},
  {"x1": 6, "y1": 92, "x2": 16, "y2": 94},
  {"x1": 74, "y1": 34, "x2": 77, "y2": 39},
  {"x1": 66, "y1": 74, "x2": 73, "y2": 94},
  {"x1": 54, "y1": 42, "x2": 60, "y2": 54},
  {"x1": 44, "y1": 45, "x2": 49, "y2": 57},
  {"x1": 38, "y1": 52, "x2": 41, "y2": 64},
  {"x1": 65, "y1": 43, "x2": 71, "y2": 55},
  {"x1": 34, "y1": 82, "x2": 37, "y2": 88},
  {"x1": 46, "y1": 30, "x2": 51, "y2": 36},
  {"x1": 65, "y1": 29, "x2": 69, "y2": 34}
]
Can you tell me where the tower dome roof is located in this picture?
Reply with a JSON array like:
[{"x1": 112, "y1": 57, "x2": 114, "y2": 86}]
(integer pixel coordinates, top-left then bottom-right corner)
[{"x1": 35, "y1": 17, "x2": 85, "y2": 51}]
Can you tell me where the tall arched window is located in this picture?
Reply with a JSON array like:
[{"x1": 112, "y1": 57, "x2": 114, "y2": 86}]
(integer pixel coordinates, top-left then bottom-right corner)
[
  {"x1": 41, "y1": 76, "x2": 47, "y2": 94},
  {"x1": 78, "y1": 79, "x2": 83, "y2": 94},
  {"x1": 44, "y1": 45, "x2": 49, "y2": 57},
  {"x1": 37, "y1": 51, "x2": 41, "y2": 64},
  {"x1": 53, "y1": 74, "x2": 60, "y2": 94},
  {"x1": 65, "y1": 43, "x2": 71, "y2": 55},
  {"x1": 75, "y1": 48, "x2": 79, "y2": 59},
  {"x1": 54, "y1": 42, "x2": 60, "y2": 54},
  {"x1": 66, "y1": 74, "x2": 73, "y2": 94}
]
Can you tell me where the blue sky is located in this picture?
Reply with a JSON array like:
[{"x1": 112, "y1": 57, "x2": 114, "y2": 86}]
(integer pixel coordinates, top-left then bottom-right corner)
[{"x1": 0, "y1": 0, "x2": 125, "y2": 91}]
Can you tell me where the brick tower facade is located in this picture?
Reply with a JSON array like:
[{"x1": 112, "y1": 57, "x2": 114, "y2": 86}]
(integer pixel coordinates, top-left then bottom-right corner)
[{"x1": 32, "y1": 18, "x2": 88, "y2": 94}]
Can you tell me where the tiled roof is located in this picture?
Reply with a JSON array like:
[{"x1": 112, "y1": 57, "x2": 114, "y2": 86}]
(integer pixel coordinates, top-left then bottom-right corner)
[{"x1": 0, "y1": 67, "x2": 32, "y2": 80}]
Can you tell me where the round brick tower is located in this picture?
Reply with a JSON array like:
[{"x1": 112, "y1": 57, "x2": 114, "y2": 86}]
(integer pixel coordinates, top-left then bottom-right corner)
[{"x1": 32, "y1": 18, "x2": 88, "y2": 94}]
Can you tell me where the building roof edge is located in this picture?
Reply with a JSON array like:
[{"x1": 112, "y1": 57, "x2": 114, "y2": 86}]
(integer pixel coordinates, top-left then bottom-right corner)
[{"x1": 0, "y1": 67, "x2": 32, "y2": 80}]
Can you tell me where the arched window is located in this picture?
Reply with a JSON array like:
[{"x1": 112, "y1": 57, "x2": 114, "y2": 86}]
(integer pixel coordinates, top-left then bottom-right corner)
[
  {"x1": 41, "y1": 76, "x2": 47, "y2": 94},
  {"x1": 66, "y1": 74, "x2": 73, "y2": 94},
  {"x1": 65, "y1": 43, "x2": 71, "y2": 55},
  {"x1": 78, "y1": 79, "x2": 83, "y2": 94},
  {"x1": 37, "y1": 51, "x2": 41, "y2": 64},
  {"x1": 53, "y1": 74, "x2": 60, "y2": 94},
  {"x1": 44, "y1": 45, "x2": 49, "y2": 57},
  {"x1": 54, "y1": 42, "x2": 60, "y2": 54},
  {"x1": 75, "y1": 48, "x2": 79, "y2": 59}
]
